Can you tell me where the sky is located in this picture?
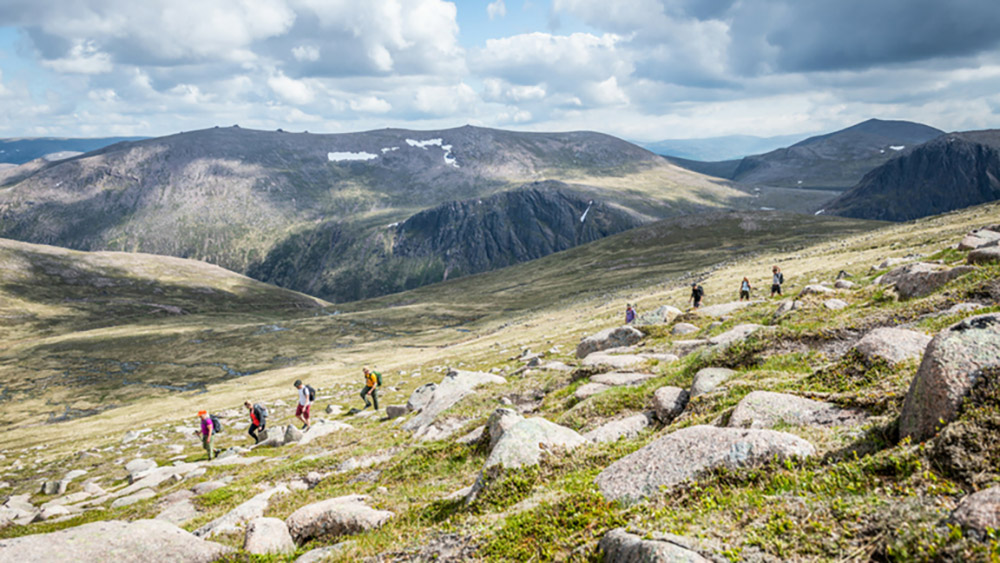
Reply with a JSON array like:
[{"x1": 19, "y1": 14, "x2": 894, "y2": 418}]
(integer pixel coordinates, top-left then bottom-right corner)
[{"x1": 1, "y1": 0, "x2": 999, "y2": 141}]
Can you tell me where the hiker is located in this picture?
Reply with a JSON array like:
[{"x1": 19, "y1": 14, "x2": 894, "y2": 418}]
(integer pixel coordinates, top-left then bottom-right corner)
[
  {"x1": 771, "y1": 266, "x2": 785, "y2": 297},
  {"x1": 294, "y1": 380, "x2": 312, "y2": 430},
  {"x1": 739, "y1": 277, "x2": 752, "y2": 301},
  {"x1": 625, "y1": 304, "x2": 636, "y2": 324},
  {"x1": 244, "y1": 401, "x2": 267, "y2": 444},
  {"x1": 688, "y1": 282, "x2": 704, "y2": 309},
  {"x1": 198, "y1": 410, "x2": 216, "y2": 460},
  {"x1": 361, "y1": 366, "x2": 381, "y2": 411}
]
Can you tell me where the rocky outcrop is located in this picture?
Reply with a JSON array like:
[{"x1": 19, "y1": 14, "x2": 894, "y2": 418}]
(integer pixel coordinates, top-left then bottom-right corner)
[
  {"x1": 728, "y1": 391, "x2": 866, "y2": 429},
  {"x1": 243, "y1": 517, "x2": 295, "y2": 555},
  {"x1": 584, "y1": 414, "x2": 652, "y2": 444},
  {"x1": 486, "y1": 408, "x2": 524, "y2": 450},
  {"x1": 900, "y1": 314, "x2": 1000, "y2": 441},
  {"x1": 968, "y1": 246, "x2": 1000, "y2": 265},
  {"x1": 652, "y1": 386, "x2": 689, "y2": 423},
  {"x1": 193, "y1": 485, "x2": 290, "y2": 538},
  {"x1": 285, "y1": 495, "x2": 393, "y2": 544},
  {"x1": 576, "y1": 326, "x2": 644, "y2": 358},
  {"x1": 407, "y1": 383, "x2": 437, "y2": 412},
  {"x1": 879, "y1": 262, "x2": 975, "y2": 299},
  {"x1": 297, "y1": 420, "x2": 353, "y2": 445},
  {"x1": 0, "y1": 519, "x2": 231, "y2": 562},
  {"x1": 689, "y1": 368, "x2": 736, "y2": 398},
  {"x1": 852, "y1": 327, "x2": 932, "y2": 365},
  {"x1": 950, "y1": 486, "x2": 1000, "y2": 539},
  {"x1": 402, "y1": 370, "x2": 506, "y2": 439},
  {"x1": 599, "y1": 528, "x2": 711, "y2": 563},
  {"x1": 483, "y1": 418, "x2": 586, "y2": 470},
  {"x1": 708, "y1": 324, "x2": 763, "y2": 348},
  {"x1": 595, "y1": 425, "x2": 814, "y2": 503}
]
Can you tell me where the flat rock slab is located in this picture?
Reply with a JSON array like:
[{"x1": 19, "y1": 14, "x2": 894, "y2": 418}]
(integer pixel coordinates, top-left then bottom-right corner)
[
  {"x1": 595, "y1": 425, "x2": 814, "y2": 503},
  {"x1": 824, "y1": 298, "x2": 849, "y2": 310},
  {"x1": 968, "y1": 246, "x2": 1000, "y2": 264},
  {"x1": 880, "y1": 262, "x2": 975, "y2": 299},
  {"x1": 111, "y1": 488, "x2": 156, "y2": 508},
  {"x1": 591, "y1": 372, "x2": 657, "y2": 387},
  {"x1": 402, "y1": 371, "x2": 506, "y2": 436},
  {"x1": 689, "y1": 367, "x2": 736, "y2": 398},
  {"x1": 574, "y1": 382, "x2": 610, "y2": 400},
  {"x1": 672, "y1": 339, "x2": 708, "y2": 356},
  {"x1": 194, "y1": 485, "x2": 290, "y2": 538},
  {"x1": 853, "y1": 327, "x2": 932, "y2": 365},
  {"x1": 155, "y1": 498, "x2": 201, "y2": 526},
  {"x1": 729, "y1": 391, "x2": 867, "y2": 429},
  {"x1": 582, "y1": 353, "x2": 677, "y2": 370},
  {"x1": 285, "y1": 494, "x2": 393, "y2": 544},
  {"x1": 600, "y1": 528, "x2": 710, "y2": 563},
  {"x1": 950, "y1": 486, "x2": 1000, "y2": 537},
  {"x1": 672, "y1": 323, "x2": 699, "y2": 335},
  {"x1": 0, "y1": 519, "x2": 230, "y2": 562},
  {"x1": 653, "y1": 386, "x2": 689, "y2": 423},
  {"x1": 244, "y1": 517, "x2": 295, "y2": 555},
  {"x1": 696, "y1": 301, "x2": 759, "y2": 318},
  {"x1": 298, "y1": 420, "x2": 353, "y2": 445},
  {"x1": 708, "y1": 324, "x2": 763, "y2": 348},
  {"x1": 800, "y1": 284, "x2": 834, "y2": 296},
  {"x1": 900, "y1": 314, "x2": 1000, "y2": 441},
  {"x1": 584, "y1": 414, "x2": 652, "y2": 444},
  {"x1": 577, "y1": 326, "x2": 645, "y2": 359}
]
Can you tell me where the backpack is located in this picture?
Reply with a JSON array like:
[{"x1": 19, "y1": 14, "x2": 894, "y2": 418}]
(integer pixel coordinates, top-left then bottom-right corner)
[
  {"x1": 778, "y1": 273, "x2": 785, "y2": 284},
  {"x1": 695, "y1": 286, "x2": 704, "y2": 299},
  {"x1": 254, "y1": 404, "x2": 268, "y2": 421},
  {"x1": 374, "y1": 371, "x2": 382, "y2": 386},
  {"x1": 305, "y1": 385, "x2": 316, "y2": 402},
  {"x1": 210, "y1": 414, "x2": 223, "y2": 433}
]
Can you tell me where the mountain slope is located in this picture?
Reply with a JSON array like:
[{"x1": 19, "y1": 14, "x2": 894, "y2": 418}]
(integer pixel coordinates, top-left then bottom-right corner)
[
  {"x1": 727, "y1": 119, "x2": 943, "y2": 189},
  {"x1": 0, "y1": 125, "x2": 754, "y2": 302},
  {"x1": 825, "y1": 130, "x2": 1000, "y2": 221}
]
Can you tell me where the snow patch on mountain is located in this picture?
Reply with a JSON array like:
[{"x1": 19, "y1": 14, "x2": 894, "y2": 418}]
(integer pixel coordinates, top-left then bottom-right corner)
[{"x1": 328, "y1": 151, "x2": 378, "y2": 162}]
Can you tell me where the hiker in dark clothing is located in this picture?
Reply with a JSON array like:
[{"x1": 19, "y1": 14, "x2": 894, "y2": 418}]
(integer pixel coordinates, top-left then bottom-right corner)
[
  {"x1": 771, "y1": 266, "x2": 785, "y2": 297},
  {"x1": 244, "y1": 401, "x2": 267, "y2": 444},
  {"x1": 740, "y1": 277, "x2": 752, "y2": 301},
  {"x1": 625, "y1": 304, "x2": 636, "y2": 324},
  {"x1": 689, "y1": 282, "x2": 704, "y2": 309},
  {"x1": 361, "y1": 366, "x2": 381, "y2": 410}
]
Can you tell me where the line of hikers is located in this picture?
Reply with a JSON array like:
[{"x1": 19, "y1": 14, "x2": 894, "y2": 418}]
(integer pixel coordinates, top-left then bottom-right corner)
[
  {"x1": 196, "y1": 367, "x2": 383, "y2": 459},
  {"x1": 624, "y1": 265, "x2": 787, "y2": 321}
]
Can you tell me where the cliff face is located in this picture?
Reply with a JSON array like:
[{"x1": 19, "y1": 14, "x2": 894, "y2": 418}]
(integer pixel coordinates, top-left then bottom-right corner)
[{"x1": 826, "y1": 131, "x2": 1000, "y2": 221}]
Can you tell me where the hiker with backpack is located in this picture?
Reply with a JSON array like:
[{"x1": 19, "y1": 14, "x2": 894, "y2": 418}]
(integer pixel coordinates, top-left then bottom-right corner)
[
  {"x1": 688, "y1": 282, "x2": 705, "y2": 310},
  {"x1": 294, "y1": 380, "x2": 315, "y2": 431},
  {"x1": 771, "y1": 266, "x2": 785, "y2": 297},
  {"x1": 361, "y1": 366, "x2": 382, "y2": 411},
  {"x1": 625, "y1": 304, "x2": 636, "y2": 324},
  {"x1": 244, "y1": 401, "x2": 268, "y2": 444},
  {"x1": 197, "y1": 410, "x2": 220, "y2": 460},
  {"x1": 739, "y1": 277, "x2": 752, "y2": 301}
]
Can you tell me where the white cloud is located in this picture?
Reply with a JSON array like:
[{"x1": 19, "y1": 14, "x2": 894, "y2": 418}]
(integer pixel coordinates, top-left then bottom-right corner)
[
  {"x1": 350, "y1": 96, "x2": 392, "y2": 113},
  {"x1": 487, "y1": 0, "x2": 506, "y2": 19},
  {"x1": 267, "y1": 72, "x2": 315, "y2": 105},
  {"x1": 41, "y1": 40, "x2": 113, "y2": 74},
  {"x1": 292, "y1": 45, "x2": 320, "y2": 62},
  {"x1": 414, "y1": 82, "x2": 479, "y2": 116}
]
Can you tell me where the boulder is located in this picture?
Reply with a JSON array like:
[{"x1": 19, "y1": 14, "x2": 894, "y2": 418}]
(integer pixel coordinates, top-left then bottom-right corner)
[
  {"x1": 294, "y1": 541, "x2": 356, "y2": 563},
  {"x1": 575, "y1": 383, "x2": 610, "y2": 400},
  {"x1": 414, "y1": 418, "x2": 468, "y2": 442},
  {"x1": 591, "y1": 372, "x2": 657, "y2": 387},
  {"x1": 799, "y1": 284, "x2": 833, "y2": 296},
  {"x1": 191, "y1": 481, "x2": 226, "y2": 496},
  {"x1": 834, "y1": 280, "x2": 856, "y2": 290},
  {"x1": 64, "y1": 469, "x2": 88, "y2": 481},
  {"x1": 111, "y1": 488, "x2": 156, "y2": 508},
  {"x1": 194, "y1": 485, "x2": 290, "y2": 538},
  {"x1": 652, "y1": 386, "x2": 689, "y2": 423},
  {"x1": 877, "y1": 257, "x2": 910, "y2": 270},
  {"x1": 968, "y1": 246, "x2": 1000, "y2": 265},
  {"x1": 696, "y1": 301, "x2": 757, "y2": 317},
  {"x1": 402, "y1": 371, "x2": 506, "y2": 436},
  {"x1": 689, "y1": 367, "x2": 736, "y2": 398},
  {"x1": 824, "y1": 298, "x2": 849, "y2": 310},
  {"x1": 298, "y1": 420, "x2": 353, "y2": 445},
  {"x1": 728, "y1": 391, "x2": 866, "y2": 429},
  {"x1": 584, "y1": 414, "x2": 652, "y2": 444},
  {"x1": 483, "y1": 418, "x2": 586, "y2": 471},
  {"x1": 773, "y1": 299, "x2": 800, "y2": 317},
  {"x1": 285, "y1": 494, "x2": 393, "y2": 544},
  {"x1": 582, "y1": 352, "x2": 678, "y2": 370},
  {"x1": 852, "y1": 327, "x2": 932, "y2": 365},
  {"x1": 0, "y1": 519, "x2": 231, "y2": 562},
  {"x1": 243, "y1": 517, "x2": 295, "y2": 555},
  {"x1": 671, "y1": 323, "x2": 699, "y2": 335},
  {"x1": 40, "y1": 480, "x2": 67, "y2": 496},
  {"x1": 407, "y1": 383, "x2": 438, "y2": 412},
  {"x1": 959, "y1": 229, "x2": 1000, "y2": 250},
  {"x1": 672, "y1": 339, "x2": 709, "y2": 357},
  {"x1": 900, "y1": 314, "x2": 1000, "y2": 441},
  {"x1": 284, "y1": 425, "x2": 304, "y2": 444},
  {"x1": 456, "y1": 426, "x2": 486, "y2": 445},
  {"x1": 125, "y1": 458, "x2": 157, "y2": 476},
  {"x1": 640, "y1": 305, "x2": 683, "y2": 325},
  {"x1": 595, "y1": 425, "x2": 814, "y2": 502},
  {"x1": 385, "y1": 405, "x2": 409, "y2": 419},
  {"x1": 36, "y1": 505, "x2": 71, "y2": 522},
  {"x1": 950, "y1": 486, "x2": 1000, "y2": 539},
  {"x1": 599, "y1": 528, "x2": 710, "y2": 563},
  {"x1": 708, "y1": 324, "x2": 763, "y2": 348},
  {"x1": 576, "y1": 326, "x2": 645, "y2": 359},
  {"x1": 880, "y1": 262, "x2": 975, "y2": 299},
  {"x1": 155, "y1": 498, "x2": 200, "y2": 526},
  {"x1": 487, "y1": 408, "x2": 524, "y2": 450}
]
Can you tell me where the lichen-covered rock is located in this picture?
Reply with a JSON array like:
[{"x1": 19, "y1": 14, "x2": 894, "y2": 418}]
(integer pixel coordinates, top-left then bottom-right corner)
[
  {"x1": 639, "y1": 305, "x2": 683, "y2": 325},
  {"x1": 111, "y1": 488, "x2": 156, "y2": 508},
  {"x1": 853, "y1": 327, "x2": 932, "y2": 365},
  {"x1": 689, "y1": 367, "x2": 736, "y2": 398},
  {"x1": 652, "y1": 386, "x2": 689, "y2": 423},
  {"x1": 285, "y1": 495, "x2": 393, "y2": 544},
  {"x1": 595, "y1": 425, "x2": 814, "y2": 502},
  {"x1": 582, "y1": 352, "x2": 677, "y2": 370},
  {"x1": 584, "y1": 414, "x2": 652, "y2": 444},
  {"x1": 406, "y1": 383, "x2": 437, "y2": 412},
  {"x1": 599, "y1": 528, "x2": 711, "y2": 563},
  {"x1": 574, "y1": 382, "x2": 610, "y2": 400},
  {"x1": 576, "y1": 326, "x2": 645, "y2": 359},
  {"x1": 900, "y1": 314, "x2": 1000, "y2": 441},
  {"x1": 968, "y1": 246, "x2": 1000, "y2": 265},
  {"x1": 880, "y1": 262, "x2": 975, "y2": 299},
  {"x1": 672, "y1": 323, "x2": 699, "y2": 335},
  {"x1": 385, "y1": 405, "x2": 409, "y2": 419},
  {"x1": 728, "y1": 391, "x2": 866, "y2": 429},
  {"x1": 834, "y1": 280, "x2": 856, "y2": 289},
  {"x1": 284, "y1": 425, "x2": 304, "y2": 444},
  {"x1": 402, "y1": 371, "x2": 506, "y2": 437},
  {"x1": 708, "y1": 324, "x2": 763, "y2": 348},
  {"x1": 243, "y1": 517, "x2": 295, "y2": 555},
  {"x1": 824, "y1": 298, "x2": 849, "y2": 310},
  {"x1": 950, "y1": 486, "x2": 1000, "y2": 539},
  {"x1": 486, "y1": 408, "x2": 524, "y2": 450},
  {"x1": 194, "y1": 486, "x2": 290, "y2": 538},
  {"x1": 483, "y1": 418, "x2": 586, "y2": 471},
  {"x1": 773, "y1": 299, "x2": 800, "y2": 317},
  {"x1": 591, "y1": 372, "x2": 656, "y2": 387},
  {"x1": 0, "y1": 519, "x2": 231, "y2": 562}
]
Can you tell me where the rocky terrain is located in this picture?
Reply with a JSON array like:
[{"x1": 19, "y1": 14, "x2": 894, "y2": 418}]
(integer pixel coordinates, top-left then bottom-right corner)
[
  {"x1": 826, "y1": 130, "x2": 1000, "y2": 221},
  {"x1": 0, "y1": 125, "x2": 754, "y2": 303},
  {"x1": 0, "y1": 199, "x2": 998, "y2": 561}
]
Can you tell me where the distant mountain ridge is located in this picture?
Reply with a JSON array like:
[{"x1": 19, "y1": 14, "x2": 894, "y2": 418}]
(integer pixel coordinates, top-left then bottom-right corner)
[
  {"x1": 0, "y1": 125, "x2": 753, "y2": 302},
  {"x1": 0, "y1": 136, "x2": 146, "y2": 164},
  {"x1": 825, "y1": 130, "x2": 1000, "y2": 221},
  {"x1": 636, "y1": 133, "x2": 808, "y2": 162}
]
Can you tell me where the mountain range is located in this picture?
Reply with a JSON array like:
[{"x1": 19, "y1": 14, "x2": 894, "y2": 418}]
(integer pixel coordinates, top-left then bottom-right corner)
[
  {"x1": 636, "y1": 133, "x2": 808, "y2": 161},
  {"x1": 0, "y1": 136, "x2": 146, "y2": 165}
]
